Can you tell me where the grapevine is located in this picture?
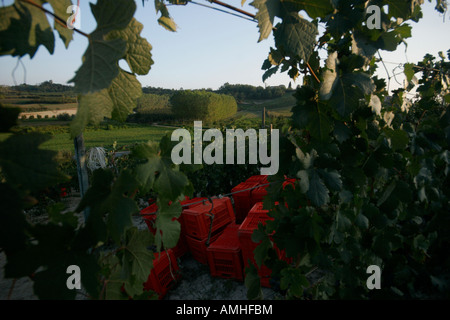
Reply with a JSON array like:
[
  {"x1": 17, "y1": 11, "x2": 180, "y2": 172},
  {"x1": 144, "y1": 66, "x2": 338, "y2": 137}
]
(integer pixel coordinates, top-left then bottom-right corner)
[{"x1": 0, "y1": 0, "x2": 449, "y2": 300}]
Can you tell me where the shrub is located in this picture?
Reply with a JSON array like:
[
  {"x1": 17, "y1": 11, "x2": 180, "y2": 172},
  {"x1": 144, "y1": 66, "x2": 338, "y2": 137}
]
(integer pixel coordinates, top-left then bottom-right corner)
[
  {"x1": 56, "y1": 113, "x2": 72, "y2": 121},
  {"x1": 127, "y1": 108, "x2": 175, "y2": 124},
  {"x1": 170, "y1": 90, "x2": 237, "y2": 122},
  {"x1": 136, "y1": 93, "x2": 170, "y2": 112}
]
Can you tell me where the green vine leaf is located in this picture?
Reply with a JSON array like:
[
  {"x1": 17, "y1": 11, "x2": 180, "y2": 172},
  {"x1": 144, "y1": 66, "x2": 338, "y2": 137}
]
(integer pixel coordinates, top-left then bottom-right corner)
[
  {"x1": 47, "y1": 0, "x2": 74, "y2": 48},
  {"x1": 318, "y1": 169, "x2": 343, "y2": 192},
  {"x1": 107, "y1": 170, "x2": 140, "y2": 243},
  {"x1": 122, "y1": 228, "x2": 154, "y2": 297},
  {"x1": 0, "y1": 133, "x2": 67, "y2": 191},
  {"x1": 106, "y1": 18, "x2": 154, "y2": 75},
  {"x1": 155, "y1": 0, "x2": 178, "y2": 31},
  {"x1": 154, "y1": 162, "x2": 189, "y2": 201},
  {"x1": 287, "y1": 0, "x2": 334, "y2": 19},
  {"x1": 71, "y1": 69, "x2": 142, "y2": 137},
  {"x1": 273, "y1": 12, "x2": 318, "y2": 63},
  {"x1": 69, "y1": 0, "x2": 136, "y2": 94},
  {"x1": 386, "y1": 0, "x2": 424, "y2": 20},
  {"x1": 69, "y1": 37, "x2": 127, "y2": 95},
  {"x1": 280, "y1": 267, "x2": 309, "y2": 298},
  {"x1": 252, "y1": 224, "x2": 271, "y2": 268},
  {"x1": 244, "y1": 264, "x2": 263, "y2": 300},
  {"x1": 250, "y1": 0, "x2": 280, "y2": 42},
  {"x1": 0, "y1": 1, "x2": 54, "y2": 58},
  {"x1": 70, "y1": 89, "x2": 113, "y2": 138},
  {"x1": 109, "y1": 70, "x2": 143, "y2": 121},
  {"x1": 306, "y1": 169, "x2": 330, "y2": 207},
  {"x1": 404, "y1": 63, "x2": 415, "y2": 82},
  {"x1": 154, "y1": 201, "x2": 182, "y2": 251},
  {"x1": 132, "y1": 138, "x2": 191, "y2": 201},
  {"x1": 131, "y1": 142, "x2": 161, "y2": 194}
]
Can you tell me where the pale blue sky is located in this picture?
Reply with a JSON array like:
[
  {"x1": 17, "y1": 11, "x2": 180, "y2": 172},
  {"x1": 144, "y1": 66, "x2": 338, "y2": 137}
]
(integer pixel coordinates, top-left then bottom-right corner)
[{"x1": 0, "y1": 0, "x2": 448, "y2": 90}]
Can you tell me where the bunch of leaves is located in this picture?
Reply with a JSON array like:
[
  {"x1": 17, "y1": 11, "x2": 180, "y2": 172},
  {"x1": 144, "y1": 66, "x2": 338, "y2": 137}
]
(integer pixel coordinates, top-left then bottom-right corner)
[
  {"x1": 170, "y1": 90, "x2": 238, "y2": 122},
  {"x1": 1, "y1": 131, "x2": 193, "y2": 299},
  {"x1": 244, "y1": 0, "x2": 450, "y2": 300},
  {"x1": 0, "y1": 0, "x2": 194, "y2": 299}
]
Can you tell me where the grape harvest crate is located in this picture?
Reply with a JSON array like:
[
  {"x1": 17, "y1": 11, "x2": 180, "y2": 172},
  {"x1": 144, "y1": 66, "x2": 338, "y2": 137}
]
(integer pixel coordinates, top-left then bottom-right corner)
[
  {"x1": 231, "y1": 181, "x2": 259, "y2": 223},
  {"x1": 185, "y1": 227, "x2": 225, "y2": 265},
  {"x1": 139, "y1": 197, "x2": 207, "y2": 258},
  {"x1": 181, "y1": 197, "x2": 235, "y2": 240},
  {"x1": 238, "y1": 202, "x2": 289, "y2": 288},
  {"x1": 206, "y1": 223, "x2": 243, "y2": 281},
  {"x1": 245, "y1": 175, "x2": 268, "y2": 183},
  {"x1": 143, "y1": 249, "x2": 180, "y2": 299},
  {"x1": 231, "y1": 175, "x2": 269, "y2": 223}
]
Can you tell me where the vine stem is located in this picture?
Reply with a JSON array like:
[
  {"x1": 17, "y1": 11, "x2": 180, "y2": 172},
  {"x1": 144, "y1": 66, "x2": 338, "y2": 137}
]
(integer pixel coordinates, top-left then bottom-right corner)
[
  {"x1": 416, "y1": 110, "x2": 427, "y2": 130},
  {"x1": 306, "y1": 62, "x2": 321, "y2": 84},
  {"x1": 378, "y1": 51, "x2": 391, "y2": 92},
  {"x1": 18, "y1": 0, "x2": 89, "y2": 38}
]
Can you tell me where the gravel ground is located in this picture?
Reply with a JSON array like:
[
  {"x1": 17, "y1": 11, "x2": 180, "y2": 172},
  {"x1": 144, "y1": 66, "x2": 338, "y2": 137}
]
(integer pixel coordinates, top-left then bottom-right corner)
[
  {"x1": 0, "y1": 196, "x2": 281, "y2": 300},
  {"x1": 0, "y1": 250, "x2": 280, "y2": 301}
]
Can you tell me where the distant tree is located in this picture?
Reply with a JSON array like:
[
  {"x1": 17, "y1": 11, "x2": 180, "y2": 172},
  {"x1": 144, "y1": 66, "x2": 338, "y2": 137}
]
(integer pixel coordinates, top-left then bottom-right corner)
[{"x1": 170, "y1": 90, "x2": 237, "y2": 121}]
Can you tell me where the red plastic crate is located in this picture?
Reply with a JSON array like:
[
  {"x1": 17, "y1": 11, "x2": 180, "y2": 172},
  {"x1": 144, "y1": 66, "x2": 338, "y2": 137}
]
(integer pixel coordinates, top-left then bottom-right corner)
[
  {"x1": 140, "y1": 197, "x2": 208, "y2": 233},
  {"x1": 245, "y1": 175, "x2": 268, "y2": 183},
  {"x1": 185, "y1": 227, "x2": 225, "y2": 265},
  {"x1": 251, "y1": 185, "x2": 268, "y2": 203},
  {"x1": 231, "y1": 181, "x2": 259, "y2": 223},
  {"x1": 181, "y1": 197, "x2": 235, "y2": 240},
  {"x1": 140, "y1": 203, "x2": 158, "y2": 233},
  {"x1": 140, "y1": 197, "x2": 206, "y2": 258},
  {"x1": 238, "y1": 205, "x2": 273, "y2": 287},
  {"x1": 206, "y1": 223, "x2": 243, "y2": 281},
  {"x1": 171, "y1": 233, "x2": 189, "y2": 258},
  {"x1": 143, "y1": 249, "x2": 180, "y2": 299},
  {"x1": 238, "y1": 203, "x2": 293, "y2": 288},
  {"x1": 238, "y1": 205, "x2": 274, "y2": 265}
]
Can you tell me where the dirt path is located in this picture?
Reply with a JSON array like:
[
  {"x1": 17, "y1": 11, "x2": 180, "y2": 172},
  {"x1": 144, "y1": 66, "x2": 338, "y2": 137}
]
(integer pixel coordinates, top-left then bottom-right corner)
[{"x1": 19, "y1": 108, "x2": 77, "y2": 119}]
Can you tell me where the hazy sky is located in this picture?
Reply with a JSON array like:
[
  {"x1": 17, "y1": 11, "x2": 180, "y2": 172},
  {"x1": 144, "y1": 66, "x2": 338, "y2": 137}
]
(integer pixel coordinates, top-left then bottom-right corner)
[{"x1": 0, "y1": 0, "x2": 448, "y2": 90}]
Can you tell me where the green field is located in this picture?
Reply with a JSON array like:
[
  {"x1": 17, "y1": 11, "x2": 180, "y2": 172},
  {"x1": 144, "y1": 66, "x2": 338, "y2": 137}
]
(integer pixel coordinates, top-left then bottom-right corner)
[
  {"x1": 15, "y1": 103, "x2": 78, "y2": 111},
  {"x1": 237, "y1": 92, "x2": 295, "y2": 117},
  {"x1": 238, "y1": 92, "x2": 295, "y2": 111},
  {"x1": 0, "y1": 125, "x2": 175, "y2": 152},
  {"x1": 0, "y1": 92, "x2": 295, "y2": 153}
]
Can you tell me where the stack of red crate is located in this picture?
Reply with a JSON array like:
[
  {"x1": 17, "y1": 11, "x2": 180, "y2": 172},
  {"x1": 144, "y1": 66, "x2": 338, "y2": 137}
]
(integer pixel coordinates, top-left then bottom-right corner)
[
  {"x1": 143, "y1": 249, "x2": 181, "y2": 299},
  {"x1": 231, "y1": 175, "x2": 268, "y2": 223},
  {"x1": 245, "y1": 175, "x2": 269, "y2": 184},
  {"x1": 182, "y1": 197, "x2": 235, "y2": 265},
  {"x1": 238, "y1": 202, "x2": 291, "y2": 288},
  {"x1": 206, "y1": 223, "x2": 243, "y2": 281},
  {"x1": 231, "y1": 181, "x2": 258, "y2": 223},
  {"x1": 139, "y1": 197, "x2": 206, "y2": 258},
  {"x1": 238, "y1": 202, "x2": 273, "y2": 287}
]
